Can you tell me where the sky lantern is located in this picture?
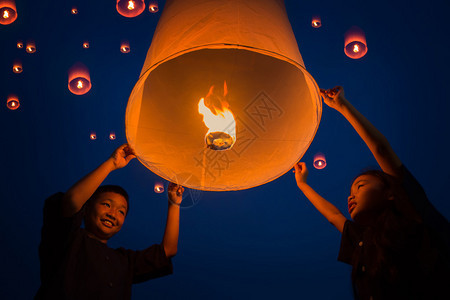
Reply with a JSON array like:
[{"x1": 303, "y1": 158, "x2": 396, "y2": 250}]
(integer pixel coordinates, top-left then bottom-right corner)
[
  {"x1": 16, "y1": 41, "x2": 23, "y2": 48},
  {"x1": 6, "y1": 95, "x2": 20, "y2": 110},
  {"x1": 83, "y1": 41, "x2": 89, "y2": 49},
  {"x1": 125, "y1": 0, "x2": 321, "y2": 191},
  {"x1": 109, "y1": 132, "x2": 116, "y2": 140},
  {"x1": 311, "y1": 16, "x2": 321, "y2": 28},
  {"x1": 154, "y1": 182, "x2": 164, "y2": 193},
  {"x1": 116, "y1": 0, "x2": 145, "y2": 18},
  {"x1": 90, "y1": 132, "x2": 97, "y2": 140},
  {"x1": 148, "y1": 1, "x2": 158, "y2": 13},
  {"x1": 12, "y1": 60, "x2": 22, "y2": 73},
  {"x1": 68, "y1": 63, "x2": 92, "y2": 95},
  {"x1": 0, "y1": 0, "x2": 18, "y2": 25},
  {"x1": 120, "y1": 41, "x2": 130, "y2": 53},
  {"x1": 344, "y1": 26, "x2": 368, "y2": 59},
  {"x1": 313, "y1": 153, "x2": 327, "y2": 169},
  {"x1": 71, "y1": 7, "x2": 77, "y2": 14},
  {"x1": 26, "y1": 41, "x2": 36, "y2": 53}
]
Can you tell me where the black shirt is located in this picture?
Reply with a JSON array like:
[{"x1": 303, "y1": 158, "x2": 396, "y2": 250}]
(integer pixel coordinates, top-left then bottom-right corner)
[
  {"x1": 338, "y1": 166, "x2": 450, "y2": 300},
  {"x1": 36, "y1": 193, "x2": 173, "y2": 300}
]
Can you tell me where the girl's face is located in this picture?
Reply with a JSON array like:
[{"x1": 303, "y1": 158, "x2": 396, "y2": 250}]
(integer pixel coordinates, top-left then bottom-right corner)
[{"x1": 348, "y1": 174, "x2": 391, "y2": 225}]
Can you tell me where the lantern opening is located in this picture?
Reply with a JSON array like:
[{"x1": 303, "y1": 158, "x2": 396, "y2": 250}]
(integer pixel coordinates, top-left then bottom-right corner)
[
  {"x1": 7, "y1": 95, "x2": 20, "y2": 110},
  {"x1": 26, "y1": 42, "x2": 36, "y2": 53},
  {"x1": 109, "y1": 132, "x2": 116, "y2": 140},
  {"x1": 311, "y1": 16, "x2": 321, "y2": 28},
  {"x1": 116, "y1": 0, "x2": 145, "y2": 18},
  {"x1": 149, "y1": 1, "x2": 158, "y2": 12},
  {"x1": 90, "y1": 132, "x2": 97, "y2": 140},
  {"x1": 83, "y1": 42, "x2": 89, "y2": 48},
  {"x1": 154, "y1": 182, "x2": 164, "y2": 193},
  {"x1": 198, "y1": 82, "x2": 236, "y2": 151},
  {"x1": 0, "y1": 0, "x2": 17, "y2": 25},
  {"x1": 17, "y1": 41, "x2": 23, "y2": 48},
  {"x1": 71, "y1": 7, "x2": 77, "y2": 14},
  {"x1": 313, "y1": 153, "x2": 327, "y2": 169}
]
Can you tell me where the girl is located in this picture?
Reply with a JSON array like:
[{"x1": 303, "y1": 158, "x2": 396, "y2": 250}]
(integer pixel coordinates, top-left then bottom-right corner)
[{"x1": 294, "y1": 87, "x2": 450, "y2": 300}]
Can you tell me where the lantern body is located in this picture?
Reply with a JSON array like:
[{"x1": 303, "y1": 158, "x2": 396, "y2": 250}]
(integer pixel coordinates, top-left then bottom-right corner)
[
  {"x1": 116, "y1": 0, "x2": 145, "y2": 18},
  {"x1": 71, "y1": 7, "x2": 77, "y2": 14},
  {"x1": 311, "y1": 16, "x2": 321, "y2": 28},
  {"x1": 0, "y1": 0, "x2": 17, "y2": 25},
  {"x1": 313, "y1": 153, "x2": 326, "y2": 169},
  {"x1": 16, "y1": 41, "x2": 23, "y2": 48},
  {"x1": 148, "y1": 1, "x2": 159, "y2": 13},
  {"x1": 90, "y1": 132, "x2": 96, "y2": 140},
  {"x1": 83, "y1": 42, "x2": 89, "y2": 48},
  {"x1": 68, "y1": 63, "x2": 92, "y2": 95},
  {"x1": 154, "y1": 182, "x2": 164, "y2": 193},
  {"x1": 7, "y1": 95, "x2": 20, "y2": 110},
  {"x1": 26, "y1": 41, "x2": 36, "y2": 53},
  {"x1": 125, "y1": 0, "x2": 321, "y2": 191},
  {"x1": 120, "y1": 41, "x2": 130, "y2": 53},
  {"x1": 344, "y1": 26, "x2": 368, "y2": 59},
  {"x1": 13, "y1": 61, "x2": 22, "y2": 73},
  {"x1": 109, "y1": 132, "x2": 116, "y2": 140}
]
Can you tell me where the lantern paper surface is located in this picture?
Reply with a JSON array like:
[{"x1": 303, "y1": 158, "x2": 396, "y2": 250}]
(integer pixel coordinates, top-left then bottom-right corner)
[
  {"x1": 344, "y1": 26, "x2": 368, "y2": 59},
  {"x1": 125, "y1": 0, "x2": 321, "y2": 191},
  {"x1": 0, "y1": 0, "x2": 17, "y2": 25}
]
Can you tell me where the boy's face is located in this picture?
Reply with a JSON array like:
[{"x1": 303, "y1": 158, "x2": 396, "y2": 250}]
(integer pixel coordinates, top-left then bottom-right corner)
[
  {"x1": 348, "y1": 175, "x2": 391, "y2": 224},
  {"x1": 85, "y1": 192, "x2": 128, "y2": 243}
]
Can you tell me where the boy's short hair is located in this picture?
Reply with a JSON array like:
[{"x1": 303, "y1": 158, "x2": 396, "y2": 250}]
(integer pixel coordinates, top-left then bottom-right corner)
[{"x1": 86, "y1": 185, "x2": 130, "y2": 216}]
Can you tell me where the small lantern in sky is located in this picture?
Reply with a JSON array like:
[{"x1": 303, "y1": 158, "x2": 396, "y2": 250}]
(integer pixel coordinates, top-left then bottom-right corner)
[
  {"x1": 6, "y1": 95, "x2": 20, "y2": 110},
  {"x1": 12, "y1": 60, "x2": 22, "y2": 73},
  {"x1": 83, "y1": 41, "x2": 89, "y2": 49},
  {"x1": 0, "y1": 0, "x2": 18, "y2": 25},
  {"x1": 71, "y1": 7, "x2": 78, "y2": 15},
  {"x1": 148, "y1": 1, "x2": 159, "y2": 13},
  {"x1": 313, "y1": 153, "x2": 327, "y2": 169},
  {"x1": 344, "y1": 26, "x2": 368, "y2": 59},
  {"x1": 26, "y1": 41, "x2": 36, "y2": 53},
  {"x1": 90, "y1": 132, "x2": 97, "y2": 140},
  {"x1": 154, "y1": 182, "x2": 164, "y2": 193},
  {"x1": 120, "y1": 41, "x2": 130, "y2": 53},
  {"x1": 16, "y1": 41, "x2": 23, "y2": 48},
  {"x1": 116, "y1": 0, "x2": 145, "y2": 18},
  {"x1": 109, "y1": 132, "x2": 116, "y2": 140},
  {"x1": 311, "y1": 16, "x2": 321, "y2": 28},
  {"x1": 68, "y1": 63, "x2": 92, "y2": 95}
]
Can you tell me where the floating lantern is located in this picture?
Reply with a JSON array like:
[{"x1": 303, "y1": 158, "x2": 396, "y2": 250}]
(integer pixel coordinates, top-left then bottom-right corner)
[
  {"x1": 16, "y1": 41, "x2": 23, "y2": 48},
  {"x1": 120, "y1": 41, "x2": 130, "y2": 53},
  {"x1": 0, "y1": 0, "x2": 18, "y2": 25},
  {"x1": 148, "y1": 1, "x2": 159, "y2": 13},
  {"x1": 6, "y1": 95, "x2": 20, "y2": 110},
  {"x1": 154, "y1": 182, "x2": 164, "y2": 193},
  {"x1": 125, "y1": 0, "x2": 321, "y2": 191},
  {"x1": 116, "y1": 0, "x2": 145, "y2": 18},
  {"x1": 313, "y1": 153, "x2": 327, "y2": 169},
  {"x1": 68, "y1": 63, "x2": 92, "y2": 95},
  {"x1": 25, "y1": 41, "x2": 36, "y2": 53},
  {"x1": 311, "y1": 16, "x2": 321, "y2": 28},
  {"x1": 344, "y1": 26, "x2": 368, "y2": 59},
  {"x1": 90, "y1": 132, "x2": 97, "y2": 140},
  {"x1": 109, "y1": 132, "x2": 116, "y2": 140},
  {"x1": 83, "y1": 41, "x2": 89, "y2": 49},
  {"x1": 71, "y1": 7, "x2": 78, "y2": 14},
  {"x1": 12, "y1": 60, "x2": 22, "y2": 73}
]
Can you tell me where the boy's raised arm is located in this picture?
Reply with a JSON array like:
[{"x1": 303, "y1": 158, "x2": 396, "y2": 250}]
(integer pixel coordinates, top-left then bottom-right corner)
[
  {"x1": 62, "y1": 144, "x2": 136, "y2": 217},
  {"x1": 294, "y1": 162, "x2": 347, "y2": 233},
  {"x1": 162, "y1": 182, "x2": 184, "y2": 258}
]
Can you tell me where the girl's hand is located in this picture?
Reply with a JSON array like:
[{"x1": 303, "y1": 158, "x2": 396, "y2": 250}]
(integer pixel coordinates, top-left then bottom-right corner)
[
  {"x1": 110, "y1": 144, "x2": 136, "y2": 170},
  {"x1": 293, "y1": 162, "x2": 309, "y2": 187},
  {"x1": 320, "y1": 86, "x2": 347, "y2": 111}
]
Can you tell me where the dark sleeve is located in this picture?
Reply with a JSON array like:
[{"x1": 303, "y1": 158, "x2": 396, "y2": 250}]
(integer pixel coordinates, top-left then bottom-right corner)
[
  {"x1": 401, "y1": 166, "x2": 450, "y2": 249},
  {"x1": 122, "y1": 244, "x2": 173, "y2": 284},
  {"x1": 337, "y1": 220, "x2": 364, "y2": 264}
]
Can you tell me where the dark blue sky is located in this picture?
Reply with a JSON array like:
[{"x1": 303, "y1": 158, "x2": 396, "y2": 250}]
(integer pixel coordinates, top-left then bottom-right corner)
[{"x1": 1, "y1": 0, "x2": 449, "y2": 299}]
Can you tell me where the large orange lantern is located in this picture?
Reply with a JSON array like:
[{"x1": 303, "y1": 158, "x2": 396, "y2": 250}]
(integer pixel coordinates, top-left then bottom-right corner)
[
  {"x1": 68, "y1": 63, "x2": 92, "y2": 95},
  {"x1": 116, "y1": 0, "x2": 145, "y2": 18},
  {"x1": 311, "y1": 16, "x2": 321, "y2": 28},
  {"x1": 6, "y1": 95, "x2": 20, "y2": 110},
  {"x1": 0, "y1": 0, "x2": 17, "y2": 25},
  {"x1": 313, "y1": 153, "x2": 326, "y2": 169},
  {"x1": 344, "y1": 26, "x2": 368, "y2": 59},
  {"x1": 26, "y1": 41, "x2": 36, "y2": 53},
  {"x1": 125, "y1": 0, "x2": 321, "y2": 191},
  {"x1": 12, "y1": 60, "x2": 22, "y2": 73},
  {"x1": 120, "y1": 41, "x2": 130, "y2": 53},
  {"x1": 148, "y1": 1, "x2": 159, "y2": 13}
]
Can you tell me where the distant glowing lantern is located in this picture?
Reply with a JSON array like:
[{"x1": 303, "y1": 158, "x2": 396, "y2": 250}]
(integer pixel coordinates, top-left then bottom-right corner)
[
  {"x1": 125, "y1": 0, "x2": 321, "y2": 191},
  {"x1": 148, "y1": 1, "x2": 159, "y2": 13},
  {"x1": 313, "y1": 153, "x2": 327, "y2": 169},
  {"x1": 83, "y1": 41, "x2": 89, "y2": 49},
  {"x1": 311, "y1": 16, "x2": 321, "y2": 28},
  {"x1": 25, "y1": 41, "x2": 36, "y2": 53},
  {"x1": 6, "y1": 95, "x2": 20, "y2": 110},
  {"x1": 16, "y1": 41, "x2": 23, "y2": 48},
  {"x1": 71, "y1": 7, "x2": 78, "y2": 14},
  {"x1": 154, "y1": 182, "x2": 164, "y2": 193},
  {"x1": 120, "y1": 41, "x2": 130, "y2": 53},
  {"x1": 68, "y1": 63, "x2": 92, "y2": 95},
  {"x1": 90, "y1": 132, "x2": 97, "y2": 140},
  {"x1": 0, "y1": 0, "x2": 18, "y2": 25},
  {"x1": 344, "y1": 26, "x2": 368, "y2": 59},
  {"x1": 12, "y1": 60, "x2": 22, "y2": 73},
  {"x1": 109, "y1": 132, "x2": 116, "y2": 140},
  {"x1": 116, "y1": 0, "x2": 145, "y2": 18}
]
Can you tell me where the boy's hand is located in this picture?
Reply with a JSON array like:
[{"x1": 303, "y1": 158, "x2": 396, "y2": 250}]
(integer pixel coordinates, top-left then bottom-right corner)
[
  {"x1": 110, "y1": 144, "x2": 136, "y2": 170},
  {"x1": 320, "y1": 86, "x2": 347, "y2": 111},
  {"x1": 168, "y1": 182, "x2": 184, "y2": 206},
  {"x1": 293, "y1": 162, "x2": 309, "y2": 187}
]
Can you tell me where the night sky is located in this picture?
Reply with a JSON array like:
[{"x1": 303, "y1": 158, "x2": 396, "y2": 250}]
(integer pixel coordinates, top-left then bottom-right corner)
[{"x1": 1, "y1": 0, "x2": 450, "y2": 299}]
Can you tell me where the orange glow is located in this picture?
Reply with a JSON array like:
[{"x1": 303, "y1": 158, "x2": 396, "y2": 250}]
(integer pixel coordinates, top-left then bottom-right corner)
[
  {"x1": 116, "y1": 0, "x2": 144, "y2": 18},
  {"x1": 344, "y1": 26, "x2": 367, "y2": 59},
  {"x1": 109, "y1": 132, "x2": 116, "y2": 140},
  {"x1": 311, "y1": 16, "x2": 321, "y2": 28},
  {"x1": 120, "y1": 41, "x2": 130, "y2": 53},
  {"x1": 16, "y1": 41, "x2": 23, "y2": 48},
  {"x1": 68, "y1": 63, "x2": 92, "y2": 95},
  {"x1": 25, "y1": 41, "x2": 36, "y2": 53},
  {"x1": 313, "y1": 153, "x2": 327, "y2": 170},
  {"x1": 148, "y1": 1, "x2": 158, "y2": 13},
  {"x1": 6, "y1": 95, "x2": 20, "y2": 110},
  {"x1": 83, "y1": 42, "x2": 89, "y2": 48},
  {"x1": 90, "y1": 132, "x2": 97, "y2": 140},
  {"x1": 12, "y1": 61, "x2": 22, "y2": 73},
  {"x1": 198, "y1": 81, "x2": 236, "y2": 151},
  {"x1": 0, "y1": 0, "x2": 18, "y2": 25},
  {"x1": 154, "y1": 182, "x2": 164, "y2": 193},
  {"x1": 71, "y1": 7, "x2": 77, "y2": 14}
]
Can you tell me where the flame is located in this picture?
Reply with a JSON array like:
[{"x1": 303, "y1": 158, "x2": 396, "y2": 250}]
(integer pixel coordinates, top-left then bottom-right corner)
[
  {"x1": 353, "y1": 44, "x2": 360, "y2": 53},
  {"x1": 128, "y1": 1, "x2": 135, "y2": 10},
  {"x1": 122, "y1": 47, "x2": 128, "y2": 52},
  {"x1": 77, "y1": 80, "x2": 83, "y2": 89},
  {"x1": 27, "y1": 47, "x2": 33, "y2": 52},
  {"x1": 14, "y1": 67, "x2": 19, "y2": 72},
  {"x1": 3, "y1": 10, "x2": 9, "y2": 19},
  {"x1": 11, "y1": 101, "x2": 16, "y2": 107}
]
